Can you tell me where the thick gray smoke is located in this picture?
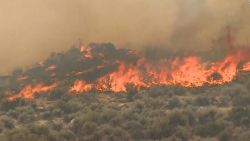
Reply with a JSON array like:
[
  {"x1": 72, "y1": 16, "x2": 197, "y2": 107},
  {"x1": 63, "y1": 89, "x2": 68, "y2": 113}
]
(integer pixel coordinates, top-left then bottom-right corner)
[{"x1": 0, "y1": 0, "x2": 249, "y2": 74}]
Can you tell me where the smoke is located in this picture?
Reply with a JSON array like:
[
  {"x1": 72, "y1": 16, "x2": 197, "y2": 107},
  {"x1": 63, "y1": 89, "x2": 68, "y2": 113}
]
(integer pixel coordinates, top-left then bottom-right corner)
[{"x1": 0, "y1": 0, "x2": 250, "y2": 74}]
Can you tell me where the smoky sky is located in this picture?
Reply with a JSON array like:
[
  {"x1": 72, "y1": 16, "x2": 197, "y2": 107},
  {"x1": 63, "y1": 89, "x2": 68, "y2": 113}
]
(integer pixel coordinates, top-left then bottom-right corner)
[{"x1": 0, "y1": 0, "x2": 250, "y2": 74}]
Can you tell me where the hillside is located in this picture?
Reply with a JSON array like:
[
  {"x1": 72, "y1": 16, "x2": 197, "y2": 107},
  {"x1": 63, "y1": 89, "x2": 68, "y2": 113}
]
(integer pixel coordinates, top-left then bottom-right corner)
[{"x1": 0, "y1": 43, "x2": 250, "y2": 141}]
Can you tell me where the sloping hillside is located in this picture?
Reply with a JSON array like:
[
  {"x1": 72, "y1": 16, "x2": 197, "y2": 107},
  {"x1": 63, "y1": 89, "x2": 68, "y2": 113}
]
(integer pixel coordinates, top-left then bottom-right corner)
[{"x1": 0, "y1": 44, "x2": 250, "y2": 141}]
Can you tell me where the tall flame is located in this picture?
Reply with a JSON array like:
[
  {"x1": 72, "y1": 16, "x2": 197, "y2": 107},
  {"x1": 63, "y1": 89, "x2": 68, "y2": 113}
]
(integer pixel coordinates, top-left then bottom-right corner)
[
  {"x1": 70, "y1": 50, "x2": 250, "y2": 93},
  {"x1": 69, "y1": 80, "x2": 93, "y2": 94},
  {"x1": 6, "y1": 45, "x2": 250, "y2": 100}
]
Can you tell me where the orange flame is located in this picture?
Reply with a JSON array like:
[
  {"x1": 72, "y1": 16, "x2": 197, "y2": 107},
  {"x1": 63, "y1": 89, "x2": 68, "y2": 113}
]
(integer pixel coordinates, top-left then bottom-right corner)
[
  {"x1": 7, "y1": 83, "x2": 58, "y2": 101},
  {"x1": 69, "y1": 80, "x2": 93, "y2": 93},
  {"x1": 96, "y1": 62, "x2": 148, "y2": 92},
  {"x1": 68, "y1": 51, "x2": 250, "y2": 93},
  {"x1": 242, "y1": 62, "x2": 250, "y2": 71},
  {"x1": 6, "y1": 47, "x2": 250, "y2": 100}
]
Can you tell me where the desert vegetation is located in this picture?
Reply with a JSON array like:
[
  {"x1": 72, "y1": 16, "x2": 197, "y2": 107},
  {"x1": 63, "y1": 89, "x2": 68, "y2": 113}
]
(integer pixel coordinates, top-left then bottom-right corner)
[
  {"x1": 0, "y1": 44, "x2": 250, "y2": 141},
  {"x1": 0, "y1": 81, "x2": 249, "y2": 141}
]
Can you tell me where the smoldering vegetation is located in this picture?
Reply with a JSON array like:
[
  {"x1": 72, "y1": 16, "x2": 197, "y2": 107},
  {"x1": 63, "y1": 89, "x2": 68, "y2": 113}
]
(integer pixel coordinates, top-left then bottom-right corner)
[{"x1": 0, "y1": 44, "x2": 249, "y2": 140}]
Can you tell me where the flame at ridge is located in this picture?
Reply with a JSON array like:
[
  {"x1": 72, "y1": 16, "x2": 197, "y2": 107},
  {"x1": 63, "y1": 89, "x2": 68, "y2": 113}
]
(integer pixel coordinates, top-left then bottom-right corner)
[
  {"x1": 7, "y1": 45, "x2": 250, "y2": 100},
  {"x1": 70, "y1": 50, "x2": 250, "y2": 93}
]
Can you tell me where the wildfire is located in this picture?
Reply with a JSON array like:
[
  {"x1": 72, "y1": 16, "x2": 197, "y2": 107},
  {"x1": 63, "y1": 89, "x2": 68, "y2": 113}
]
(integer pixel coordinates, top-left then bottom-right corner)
[
  {"x1": 68, "y1": 51, "x2": 250, "y2": 92},
  {"x1": 7, "y1": 83, "x2": 58, "y2": 101},
  {"x1": 242, "y1": 62, "x2": 250, "y2": 71},
  {"x1": 69, "y1": 80, "x2": 93, "y2": 94},
  {"x1": 6, "y1": 44, "x2": 250, "y2": 100}
]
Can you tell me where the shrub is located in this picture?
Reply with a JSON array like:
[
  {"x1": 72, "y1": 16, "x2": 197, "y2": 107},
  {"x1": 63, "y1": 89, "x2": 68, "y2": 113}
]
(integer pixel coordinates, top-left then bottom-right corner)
[{"x1": 194, "y1": 121, "x2": 224, "y2": 138}]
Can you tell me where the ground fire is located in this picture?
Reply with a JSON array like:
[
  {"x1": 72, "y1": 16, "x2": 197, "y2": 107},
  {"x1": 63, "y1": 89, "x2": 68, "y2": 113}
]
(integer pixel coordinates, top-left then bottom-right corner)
[{"x1": 3, "y1": 43, "x2": 250, "y2": 101}]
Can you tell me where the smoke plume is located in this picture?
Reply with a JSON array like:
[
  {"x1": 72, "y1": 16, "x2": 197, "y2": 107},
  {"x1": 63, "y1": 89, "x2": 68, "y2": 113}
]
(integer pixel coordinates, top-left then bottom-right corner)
[{"x1": 0, "y1": 0, "x2": 249, "y2": 74}]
